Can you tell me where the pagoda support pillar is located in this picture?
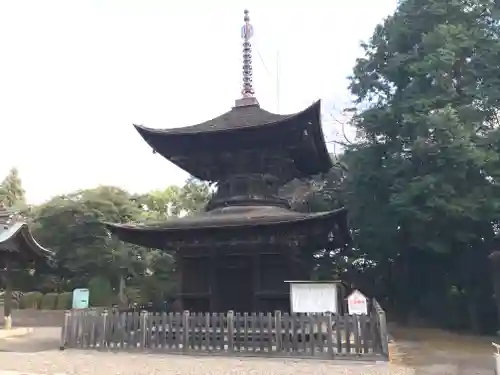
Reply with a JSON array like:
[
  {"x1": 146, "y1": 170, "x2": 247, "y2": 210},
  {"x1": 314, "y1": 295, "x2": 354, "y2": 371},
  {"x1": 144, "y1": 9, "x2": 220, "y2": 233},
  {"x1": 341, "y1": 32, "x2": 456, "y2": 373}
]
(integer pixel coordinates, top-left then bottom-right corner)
[
  {"x1": 209, "y1": 250, "x2": 216, "y2": 312},
  {"x1": 289, "y1": 244, "x2": 300, "y2": 280},
  {"x1": 252, "y1": 253, "x2": 260, "y2": 312},
  {"x1": 176, "y1": 255, "x2": 184, "y2": 312}
]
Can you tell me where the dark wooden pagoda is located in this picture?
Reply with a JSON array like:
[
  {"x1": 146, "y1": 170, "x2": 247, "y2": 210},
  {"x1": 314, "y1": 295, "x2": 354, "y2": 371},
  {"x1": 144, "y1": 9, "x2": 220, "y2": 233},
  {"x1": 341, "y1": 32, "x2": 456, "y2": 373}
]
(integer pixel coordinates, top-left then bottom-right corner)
[
  {"x1": 0, "y1": 202, "x2": 53, "y2": 328},
  {"x1": 106, "y1": 10, "x2": 349, "y2": 313}
]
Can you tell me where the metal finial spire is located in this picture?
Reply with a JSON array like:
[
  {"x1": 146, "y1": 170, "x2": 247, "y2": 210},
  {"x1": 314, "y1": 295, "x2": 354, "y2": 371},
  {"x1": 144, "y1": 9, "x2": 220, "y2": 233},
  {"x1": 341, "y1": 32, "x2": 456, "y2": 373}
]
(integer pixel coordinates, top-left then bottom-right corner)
[{"x1": 235, "y1": 9, "x2": 259, "y2": 107}]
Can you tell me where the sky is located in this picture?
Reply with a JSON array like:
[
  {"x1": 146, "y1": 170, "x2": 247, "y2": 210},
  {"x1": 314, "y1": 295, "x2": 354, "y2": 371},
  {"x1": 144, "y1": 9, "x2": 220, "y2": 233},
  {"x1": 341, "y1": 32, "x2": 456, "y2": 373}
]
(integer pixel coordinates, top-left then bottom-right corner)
[{"x1": 0, "y1": 0, "x2": 397, "y2": 204}]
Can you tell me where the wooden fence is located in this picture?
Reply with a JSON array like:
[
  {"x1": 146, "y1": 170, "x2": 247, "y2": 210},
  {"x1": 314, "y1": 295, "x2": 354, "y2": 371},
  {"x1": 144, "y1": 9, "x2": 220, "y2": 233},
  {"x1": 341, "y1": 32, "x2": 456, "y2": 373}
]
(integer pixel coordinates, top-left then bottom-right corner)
[{"x1": 60, "y1": 300, "x2": 389, "y2": 360}]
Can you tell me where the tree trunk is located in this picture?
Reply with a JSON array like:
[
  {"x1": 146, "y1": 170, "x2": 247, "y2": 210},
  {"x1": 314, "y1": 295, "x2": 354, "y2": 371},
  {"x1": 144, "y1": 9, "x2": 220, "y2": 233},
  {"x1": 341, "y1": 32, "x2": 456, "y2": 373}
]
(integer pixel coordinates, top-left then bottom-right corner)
[
  {"x1": 118, "y1": 275, "x2": 127, "y2": 308},
  {"x1": 489, "y1": 251, "x2": 500, "y2": 333}
]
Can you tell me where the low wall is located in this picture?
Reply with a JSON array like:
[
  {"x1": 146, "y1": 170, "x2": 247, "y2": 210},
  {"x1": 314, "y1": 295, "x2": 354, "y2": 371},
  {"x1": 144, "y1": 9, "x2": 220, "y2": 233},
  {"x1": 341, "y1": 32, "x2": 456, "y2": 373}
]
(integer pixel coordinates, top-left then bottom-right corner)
[{"x1": 0, "y1": 307, "x2": 65, "y2": 327}]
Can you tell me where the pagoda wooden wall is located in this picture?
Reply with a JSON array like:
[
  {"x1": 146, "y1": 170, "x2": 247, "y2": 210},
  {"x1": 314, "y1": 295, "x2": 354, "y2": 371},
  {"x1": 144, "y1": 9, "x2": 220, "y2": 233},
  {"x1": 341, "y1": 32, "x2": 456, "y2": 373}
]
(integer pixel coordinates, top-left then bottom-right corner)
[{"x1": 178, "y1": 249, "x2": 303, "y2": 313}]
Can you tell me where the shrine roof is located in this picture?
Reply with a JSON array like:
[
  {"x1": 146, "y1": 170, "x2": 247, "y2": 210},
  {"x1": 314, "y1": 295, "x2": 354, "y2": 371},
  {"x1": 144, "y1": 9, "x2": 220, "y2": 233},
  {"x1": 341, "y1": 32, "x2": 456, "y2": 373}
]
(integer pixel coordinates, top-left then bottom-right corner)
[
  {"x1": 0, "y1": 208, "x2": 53, "y2": 261},
  {"x1": 105, "y1": 205, "x2": 348, "y2": 249},
  {"x1": 135, "y1": 101, "x2": 318, "y2": 136}
]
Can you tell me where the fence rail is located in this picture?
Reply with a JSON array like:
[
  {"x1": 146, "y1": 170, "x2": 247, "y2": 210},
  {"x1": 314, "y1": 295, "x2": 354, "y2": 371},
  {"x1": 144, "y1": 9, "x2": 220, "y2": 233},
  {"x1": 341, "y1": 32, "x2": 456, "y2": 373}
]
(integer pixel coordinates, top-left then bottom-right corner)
[{"x1": 61, "y1": 300, "x2": 389, "y2": 360}]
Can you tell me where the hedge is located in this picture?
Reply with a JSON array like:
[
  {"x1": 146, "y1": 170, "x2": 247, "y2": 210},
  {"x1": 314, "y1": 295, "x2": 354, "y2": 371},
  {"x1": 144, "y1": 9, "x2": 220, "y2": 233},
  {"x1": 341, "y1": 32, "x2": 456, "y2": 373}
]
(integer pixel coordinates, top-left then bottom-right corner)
[
  {"x1": 20, "y1": 291, "x2": 43, "y2": 309},
  {"x1": 56, "y1": 292, "x2": 73, "y2": 310},
  {"x1": 40, "y1": 293, "x2": 59, "y2": 310}
]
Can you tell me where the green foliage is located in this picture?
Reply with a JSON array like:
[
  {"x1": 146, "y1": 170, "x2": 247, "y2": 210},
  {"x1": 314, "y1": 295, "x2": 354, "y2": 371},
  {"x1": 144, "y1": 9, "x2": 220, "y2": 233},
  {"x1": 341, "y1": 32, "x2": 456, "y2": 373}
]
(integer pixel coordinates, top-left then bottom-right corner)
[
  {"x1": 88, "y1": 276, "x2": 114, "y2": 307},
  {"x1": 20, "y1": 291, "x2": 43, "y2": 309},
  {"x1": 343, "y1": 0, "x2": 500, "y2": 331},
  {"x1": 40, "y1": 293, "x2": 59, "y2": 310},
  {"x1": 124, "y1": 287, "x2": 142, "y2": 304},
  {"x1": 56, "y1": 292, "x2": 72, "y2": 310},
  {"x1": 136, "y1": 177, "x2": 211, "y2": 220}
]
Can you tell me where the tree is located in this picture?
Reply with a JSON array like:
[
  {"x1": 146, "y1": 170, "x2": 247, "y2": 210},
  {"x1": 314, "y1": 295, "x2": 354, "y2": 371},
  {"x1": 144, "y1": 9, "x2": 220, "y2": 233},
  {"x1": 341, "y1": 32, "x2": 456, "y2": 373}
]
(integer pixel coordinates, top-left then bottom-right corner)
[
  {"x1": 27, "y1": 181, "x2": 206, "y2": 305},
  {"x1": 0, "y1": 168, "x2": 26, "y2": 208},
  {"x1": 135, "y1": 177, "x2": 211, "y2": 220},
  {"x1": 345, "y1": 0, "x2": 500, "y2": 331},
  {"x1": 31, "y1": 186, "x2": 147, "y2": 293}
]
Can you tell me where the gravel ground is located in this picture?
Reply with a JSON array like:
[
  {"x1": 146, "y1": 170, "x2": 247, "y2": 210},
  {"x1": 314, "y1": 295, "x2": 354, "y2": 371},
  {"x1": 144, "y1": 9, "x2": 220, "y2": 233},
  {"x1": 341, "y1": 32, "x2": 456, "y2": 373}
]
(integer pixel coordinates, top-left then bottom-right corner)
[
  {"x1": 0, "y1": 350, "x2": 414, "y2": 375},
  {"x1": 0, "y1": 327, "x2": 492, "y2": 375},
  {"x1": 0, "y1": 327, "x2": 416, "y2": 375}
]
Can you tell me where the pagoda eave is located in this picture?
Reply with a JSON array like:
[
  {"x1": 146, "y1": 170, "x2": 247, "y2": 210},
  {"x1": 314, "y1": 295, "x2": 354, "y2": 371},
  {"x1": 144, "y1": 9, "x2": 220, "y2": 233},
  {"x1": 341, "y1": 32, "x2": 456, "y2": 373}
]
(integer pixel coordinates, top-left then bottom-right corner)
[
  {"x1": 105, "y1": 206, "x2": 348, "y2": 250},
  {"x1": 134, "y1": 101, "x2": 320, "y2": 136},
  {"x1": 133, "y1": 100, "x2": 332, "y2": 181}
]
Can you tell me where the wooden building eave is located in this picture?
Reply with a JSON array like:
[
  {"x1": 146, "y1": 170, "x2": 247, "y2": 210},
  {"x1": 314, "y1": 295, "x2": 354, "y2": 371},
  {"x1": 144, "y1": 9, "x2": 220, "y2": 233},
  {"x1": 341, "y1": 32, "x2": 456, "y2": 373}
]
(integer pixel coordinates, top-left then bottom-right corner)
[
  {"x1": 105, "y1": 207, "x2": 349, "y2": 251},
  {"x1": 133, "y1": 100, "x2": 332, "y2": 180},
  {"x1": 0, "y1": 222, "x2": 53, "y2": 261}
]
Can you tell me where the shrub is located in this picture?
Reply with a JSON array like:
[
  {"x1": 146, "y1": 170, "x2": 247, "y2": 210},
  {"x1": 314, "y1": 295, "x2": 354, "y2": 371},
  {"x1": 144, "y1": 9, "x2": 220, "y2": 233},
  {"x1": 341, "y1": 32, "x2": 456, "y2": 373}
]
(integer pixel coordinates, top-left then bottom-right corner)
[
  {"x1": 56, "y1": 292, "x2": 73, "y2": 310},
  {"x1": 125, "y1": 287, "x2": 141, "y2": 305},
  {"x1": 40, "y1": 293, "x2": 59, "y2": 310},
  {"x1": 88, "y1": 276, "x2": 114, "y2": 307},
  {"x1": 20, "y1": 291, "x2": 43, "y2": 309}
]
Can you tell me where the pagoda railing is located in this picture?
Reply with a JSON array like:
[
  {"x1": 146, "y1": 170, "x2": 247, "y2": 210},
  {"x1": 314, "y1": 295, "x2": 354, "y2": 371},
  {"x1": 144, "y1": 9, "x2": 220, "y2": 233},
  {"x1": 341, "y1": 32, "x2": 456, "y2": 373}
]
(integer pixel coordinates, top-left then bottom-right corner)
[{"x1": 205, "y1": 195, "x2": 290, "y2": 211}]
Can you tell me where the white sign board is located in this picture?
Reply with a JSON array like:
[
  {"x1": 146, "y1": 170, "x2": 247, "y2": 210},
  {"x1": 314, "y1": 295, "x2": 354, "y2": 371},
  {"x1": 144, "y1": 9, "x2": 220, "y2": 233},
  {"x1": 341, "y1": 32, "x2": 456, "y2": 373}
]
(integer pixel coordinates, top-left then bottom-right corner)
[
  {"x1": 72, "y1": 288, "x2": 89, "y2": 309},
  {"x1": 289, "y1": 283, "x2": 338, "y2": 313},
  {"x1": 347, "y1": 290, "x2": 368, "y2": 315}
]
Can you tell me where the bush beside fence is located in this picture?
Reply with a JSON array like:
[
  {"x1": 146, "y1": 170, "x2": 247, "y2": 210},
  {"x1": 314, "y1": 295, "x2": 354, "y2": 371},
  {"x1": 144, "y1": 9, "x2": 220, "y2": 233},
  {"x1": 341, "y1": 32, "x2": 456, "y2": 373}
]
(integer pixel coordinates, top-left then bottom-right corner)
[{"x1": 16, "y1": 291, "x2": 71, "y2": 310}]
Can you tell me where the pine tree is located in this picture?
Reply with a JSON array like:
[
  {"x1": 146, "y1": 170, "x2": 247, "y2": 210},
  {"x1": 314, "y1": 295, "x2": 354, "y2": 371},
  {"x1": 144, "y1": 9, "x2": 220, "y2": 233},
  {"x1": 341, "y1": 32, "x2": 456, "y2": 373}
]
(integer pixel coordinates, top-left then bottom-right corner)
[{"x1": 0, "y1": 168, "x2": 26, "y2": 208}]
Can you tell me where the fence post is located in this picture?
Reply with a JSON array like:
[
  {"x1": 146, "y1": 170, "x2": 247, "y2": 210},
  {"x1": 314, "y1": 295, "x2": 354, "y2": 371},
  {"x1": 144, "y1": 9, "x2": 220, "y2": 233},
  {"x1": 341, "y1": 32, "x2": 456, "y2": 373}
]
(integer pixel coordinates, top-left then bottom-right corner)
[
  {"x1": 493, "y1": 342, "x2": 500, "y2": 375},
  {"x1": 378, "y1": 309, "x2": 389, "y2": 358},
  {"x1": 227, "y1": 310, "x2": 234, "y2": 352},
  {"x1": 59, "y1": 310, "x2": 71, "y2": 350},
  {"x1": 140, "y1": 310, "x2": 148, "y2": 348},
  {"x1": 327, "y1": 313, "x2": 334, "y2": 358},
  {"x1": 100, "y1": 309, "x2": 108, "y2": 349},
  {"x1": 275, "y1": 310, "x2": 282, "y2": 353},
  {"x1": 373, "y1": 299, "x2": 389, "y2": 358},
  {"x1": 182, "y1": 310, "x2": 190, "y2": 353}
]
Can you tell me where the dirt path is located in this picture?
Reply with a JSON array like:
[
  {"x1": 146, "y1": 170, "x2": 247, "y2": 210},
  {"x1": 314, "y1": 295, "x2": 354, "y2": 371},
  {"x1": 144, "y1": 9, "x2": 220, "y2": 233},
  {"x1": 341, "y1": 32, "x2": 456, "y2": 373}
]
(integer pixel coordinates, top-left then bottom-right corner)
[
  {"x1": 0, "y1": 327, "x2": 61, "y2": 353},
  {"x1": 0, "y1": 330, "x2": 406, "y2": 375},
  {"x1": 390, "y1": 326, "x2": 495, "y2": 374}
]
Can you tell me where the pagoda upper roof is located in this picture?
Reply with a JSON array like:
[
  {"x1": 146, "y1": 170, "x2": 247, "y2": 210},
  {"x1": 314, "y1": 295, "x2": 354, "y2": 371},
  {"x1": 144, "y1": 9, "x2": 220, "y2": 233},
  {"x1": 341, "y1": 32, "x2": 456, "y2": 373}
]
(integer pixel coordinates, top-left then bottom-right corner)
[
  {"x1": 105, "y1": 205, "x2": 348, "y2": 250},
  {"x1": 0, "y1": 207, "x2": 53, "y2": 262},
  {"x1": 138, "y1": 103, "x2": 291, "y2": 135},
  {"x1": 133, "y1": 100, "x2": 332, "y2": 181}
]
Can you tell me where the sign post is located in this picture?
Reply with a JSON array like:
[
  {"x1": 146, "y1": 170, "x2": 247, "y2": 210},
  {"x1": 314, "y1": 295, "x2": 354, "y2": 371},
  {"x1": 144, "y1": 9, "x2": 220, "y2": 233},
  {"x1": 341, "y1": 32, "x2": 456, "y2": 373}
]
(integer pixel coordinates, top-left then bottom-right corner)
[
  {"x1": 347, "y1": 289, "x2": 368, "y2": 315},
  {"x1": 347, "y1": 290, "x2": 368, "y2": 346}
]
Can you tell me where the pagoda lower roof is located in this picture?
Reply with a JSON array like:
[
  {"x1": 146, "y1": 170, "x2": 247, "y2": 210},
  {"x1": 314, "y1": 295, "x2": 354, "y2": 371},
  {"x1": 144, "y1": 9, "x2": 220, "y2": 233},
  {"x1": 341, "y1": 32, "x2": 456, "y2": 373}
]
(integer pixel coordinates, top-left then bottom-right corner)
[{"x1": 105, "y1": 205, "x2": 347, "y2": 249}]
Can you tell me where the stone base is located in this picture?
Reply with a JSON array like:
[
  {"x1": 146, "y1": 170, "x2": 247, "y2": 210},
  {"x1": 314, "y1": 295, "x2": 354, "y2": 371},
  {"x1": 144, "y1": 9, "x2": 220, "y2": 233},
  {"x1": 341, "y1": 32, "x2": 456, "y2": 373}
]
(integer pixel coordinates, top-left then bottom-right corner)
[{"x1": 3, "y1": 315, "x2": 11, "y2": 330}]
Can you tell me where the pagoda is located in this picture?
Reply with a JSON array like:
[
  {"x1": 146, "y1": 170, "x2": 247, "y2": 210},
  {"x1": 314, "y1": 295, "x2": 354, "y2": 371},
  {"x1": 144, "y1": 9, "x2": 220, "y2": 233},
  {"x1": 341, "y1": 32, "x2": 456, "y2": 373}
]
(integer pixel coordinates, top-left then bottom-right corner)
[
  {"x1": 106, "y1": 10, "x2": 349, "y2": 313},
  {"x1": 0, "y1": 203, "x2": 53, "y2": 328}
]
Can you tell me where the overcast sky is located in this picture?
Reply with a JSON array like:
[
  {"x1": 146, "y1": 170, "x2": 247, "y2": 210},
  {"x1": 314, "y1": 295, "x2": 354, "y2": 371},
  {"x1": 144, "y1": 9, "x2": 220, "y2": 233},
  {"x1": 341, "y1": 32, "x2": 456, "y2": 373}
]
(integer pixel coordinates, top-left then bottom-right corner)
[{"x1": 0, "y1": 0, "x2": 397, "y2": 204}]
